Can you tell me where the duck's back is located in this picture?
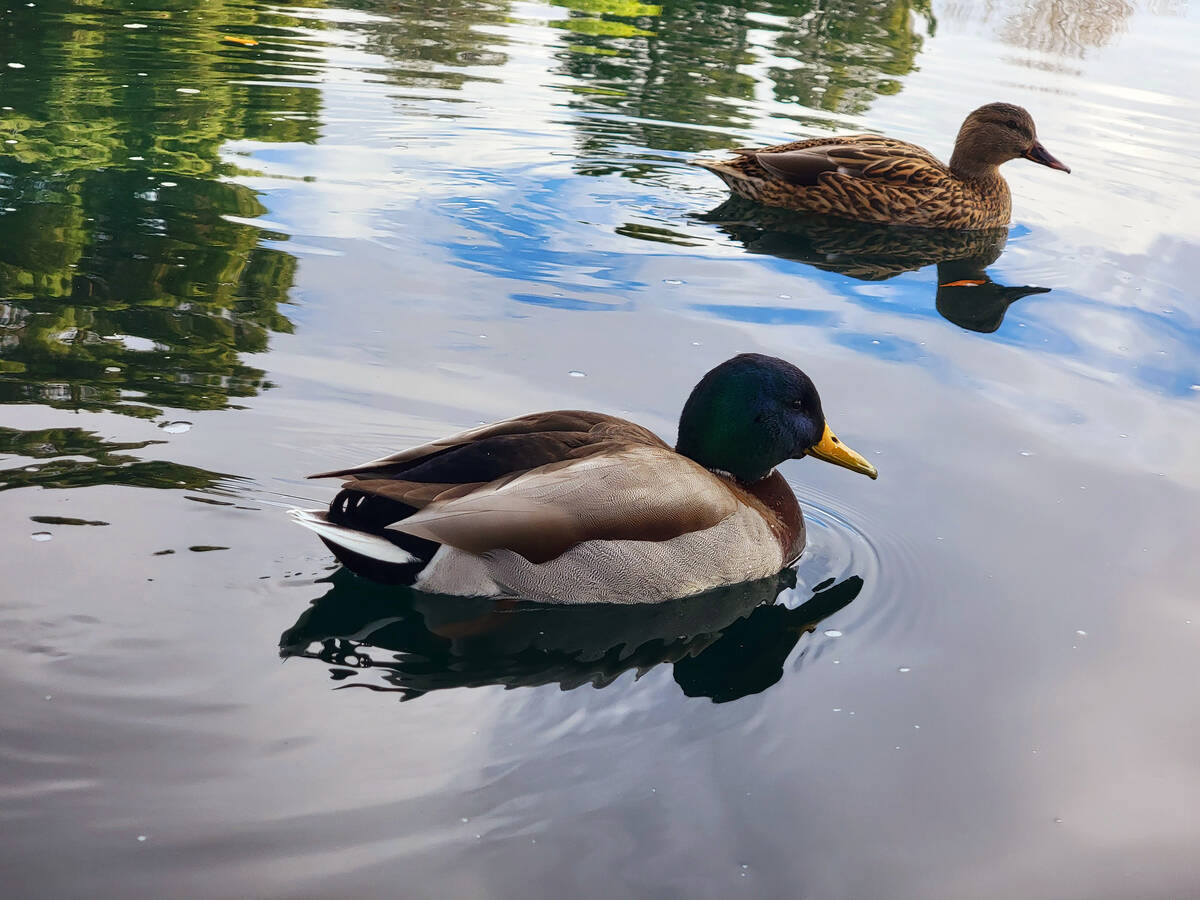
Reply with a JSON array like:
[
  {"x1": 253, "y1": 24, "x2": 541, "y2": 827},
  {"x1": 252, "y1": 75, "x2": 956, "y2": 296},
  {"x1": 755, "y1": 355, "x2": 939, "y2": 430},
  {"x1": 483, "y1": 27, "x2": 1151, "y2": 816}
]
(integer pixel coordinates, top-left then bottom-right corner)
[{"x1": 697, "y1": 134, "x2": 1011, "y2": 229}]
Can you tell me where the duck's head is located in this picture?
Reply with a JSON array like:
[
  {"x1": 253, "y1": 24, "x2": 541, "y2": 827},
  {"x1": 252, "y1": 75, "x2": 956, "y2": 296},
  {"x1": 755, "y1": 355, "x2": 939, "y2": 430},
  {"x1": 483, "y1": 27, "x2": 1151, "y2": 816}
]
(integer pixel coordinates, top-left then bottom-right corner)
[
  {"x1": 675, "y1": 353, "x2": 878, "y2": 484},
  {"x1": 950, "y1": 102, "x2": 1070, "y2": 179}
]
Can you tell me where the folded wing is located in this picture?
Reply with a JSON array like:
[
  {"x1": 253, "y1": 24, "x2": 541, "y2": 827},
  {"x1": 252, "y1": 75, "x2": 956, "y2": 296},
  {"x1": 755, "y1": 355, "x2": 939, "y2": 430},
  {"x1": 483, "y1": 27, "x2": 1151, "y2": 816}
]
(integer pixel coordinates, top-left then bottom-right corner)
[
  {"x1": 309, "y1": 412, "x2": 738, "y2": 564},
  {"x1": 309, "y1": 411, "x2": 625, "y2": 480},
  {"x1": 386, "y1": 446, "x2": 739, "y2": 564},
  {"x1": 755, "y1": 136, "x2": 947, "y2": 189}
]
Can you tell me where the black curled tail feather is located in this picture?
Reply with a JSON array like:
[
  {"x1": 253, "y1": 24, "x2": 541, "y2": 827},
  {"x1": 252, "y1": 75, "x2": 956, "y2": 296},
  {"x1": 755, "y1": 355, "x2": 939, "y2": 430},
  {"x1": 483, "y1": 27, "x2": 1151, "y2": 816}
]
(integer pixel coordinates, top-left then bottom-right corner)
[{"x1": 323, "y1": 488, "x2": 440, "y2": 583}]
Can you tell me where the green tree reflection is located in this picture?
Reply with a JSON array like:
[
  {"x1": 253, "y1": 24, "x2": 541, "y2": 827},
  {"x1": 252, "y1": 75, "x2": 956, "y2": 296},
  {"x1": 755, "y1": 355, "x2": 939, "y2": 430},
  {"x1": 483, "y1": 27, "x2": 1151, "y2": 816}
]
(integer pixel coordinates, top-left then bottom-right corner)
[
  {"x1": 550, "y1": 0, "x2": 932, "y2": 158},
  {"x1": 767, "y1": 0, "x2": 932, "y2": 114},
  {"x1": 0, "y1": 0, "x2": 324, "y2": 419},
  {"x1": 0, "y1": 426, "x2": 232, "y2": 492},
  {"x1": 351, "y1": 0, "x2": 511, "y2": 89}
]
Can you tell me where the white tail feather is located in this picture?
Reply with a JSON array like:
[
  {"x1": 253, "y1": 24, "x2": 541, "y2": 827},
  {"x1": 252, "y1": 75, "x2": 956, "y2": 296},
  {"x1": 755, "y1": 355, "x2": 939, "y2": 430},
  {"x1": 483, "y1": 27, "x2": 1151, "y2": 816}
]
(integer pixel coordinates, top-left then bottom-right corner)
[{"x1": 288, "y1": 508, "x2": 418, "y2": 565}]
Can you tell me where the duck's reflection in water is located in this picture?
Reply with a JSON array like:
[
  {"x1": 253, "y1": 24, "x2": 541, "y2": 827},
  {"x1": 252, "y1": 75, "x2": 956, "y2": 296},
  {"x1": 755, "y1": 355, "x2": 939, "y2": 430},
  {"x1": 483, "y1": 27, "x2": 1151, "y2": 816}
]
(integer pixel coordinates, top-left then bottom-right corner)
[
  {"x1": 280, "y1": 571, "x2": 863, "y2": 703},
  {"x1": 701, "y1": 198, "x2": 1051, "y2": 333},
  {"x1": 934, "y1": 256, "x2": 1050, "y2": 334}
]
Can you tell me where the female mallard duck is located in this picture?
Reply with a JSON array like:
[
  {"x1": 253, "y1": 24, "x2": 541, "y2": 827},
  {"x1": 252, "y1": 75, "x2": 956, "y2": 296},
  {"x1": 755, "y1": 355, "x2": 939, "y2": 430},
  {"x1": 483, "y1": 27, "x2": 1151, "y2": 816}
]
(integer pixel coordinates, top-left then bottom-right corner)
[
  {"x1": 290, "y1": 354, "x2": 877, "y2": 604},
  {"x1": 695, "y1": 102, "x2": 1070, "y2": 230}
]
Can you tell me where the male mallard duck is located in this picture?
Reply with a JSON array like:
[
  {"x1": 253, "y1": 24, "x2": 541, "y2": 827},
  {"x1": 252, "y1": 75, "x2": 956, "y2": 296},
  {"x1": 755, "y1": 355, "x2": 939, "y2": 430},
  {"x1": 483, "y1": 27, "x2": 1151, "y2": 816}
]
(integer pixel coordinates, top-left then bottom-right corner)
[
  {"x1": 290, "y1": 354, "x2": 877, "y2": 604},
  {"x1": 694, "y1": 102, "x2": 1069, "y2": 230}
]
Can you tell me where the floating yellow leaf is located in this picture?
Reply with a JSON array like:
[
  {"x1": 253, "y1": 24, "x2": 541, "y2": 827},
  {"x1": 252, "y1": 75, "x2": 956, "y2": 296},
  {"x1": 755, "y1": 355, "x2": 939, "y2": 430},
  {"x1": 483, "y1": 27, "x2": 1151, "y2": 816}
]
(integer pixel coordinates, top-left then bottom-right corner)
[
  {"x1": 551, "y1": 18, "x2": 653, "y2": 38},
  {"x1": 553, "y1": 0, "x2": 662, "y2": 15},
  {"x1": 221, "y1": 37, "x2": 259, "y2": 47}
]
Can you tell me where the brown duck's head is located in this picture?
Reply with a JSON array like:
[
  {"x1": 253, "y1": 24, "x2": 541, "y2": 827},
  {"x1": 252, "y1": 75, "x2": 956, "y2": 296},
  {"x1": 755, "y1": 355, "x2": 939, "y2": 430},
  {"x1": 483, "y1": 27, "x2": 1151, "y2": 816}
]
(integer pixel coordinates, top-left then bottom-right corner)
[{"x1": 950, "y1": 102, "x2": 1070, "y2": 179}]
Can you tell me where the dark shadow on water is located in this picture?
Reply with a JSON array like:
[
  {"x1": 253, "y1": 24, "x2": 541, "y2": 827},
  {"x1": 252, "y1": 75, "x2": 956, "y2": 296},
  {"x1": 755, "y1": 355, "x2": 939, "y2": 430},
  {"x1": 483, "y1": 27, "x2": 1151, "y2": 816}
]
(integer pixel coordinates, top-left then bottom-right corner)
[
  {"x1": 934, "y1": 257, "x2": 1051, "y2": 335},
  {"x1": 699, "y1": 198, "x2": 1051, "y2": 333},
  {"x1": 280, "y1": 569, "x2": 864, "y2": 703}
]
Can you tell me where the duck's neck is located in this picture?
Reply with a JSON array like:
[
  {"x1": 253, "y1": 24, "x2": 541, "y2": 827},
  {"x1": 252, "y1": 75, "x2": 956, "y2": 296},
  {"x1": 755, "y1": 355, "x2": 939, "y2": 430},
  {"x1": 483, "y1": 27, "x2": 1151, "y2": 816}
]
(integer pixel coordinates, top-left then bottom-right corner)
[
  {"x1": 949, "y1": 153, "x2": 1002, "y2": 182},
  {"x1": 675, "y1": 435, "x2": 775, "y2": 485}
]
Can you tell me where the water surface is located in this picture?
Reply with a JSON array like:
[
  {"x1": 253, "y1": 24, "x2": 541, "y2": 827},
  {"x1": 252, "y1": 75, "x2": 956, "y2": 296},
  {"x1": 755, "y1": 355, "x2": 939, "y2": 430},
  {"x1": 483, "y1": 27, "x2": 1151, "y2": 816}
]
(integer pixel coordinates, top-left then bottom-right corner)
[{"x1": 3, "y1": 0, "x2": 1200, "y2": 897}]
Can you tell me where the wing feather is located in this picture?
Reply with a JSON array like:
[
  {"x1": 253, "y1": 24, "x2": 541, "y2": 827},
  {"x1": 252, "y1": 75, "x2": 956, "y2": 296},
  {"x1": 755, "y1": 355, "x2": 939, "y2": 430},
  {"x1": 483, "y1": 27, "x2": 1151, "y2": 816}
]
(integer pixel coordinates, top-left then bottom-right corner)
[
  {"x1": 385, "y1": 446, "x2": 738, "y2": 564},
  {"x1": 309, "y1": 411, "x2": 664, "y2": 480},
  {"x1": 307, "y1": 412, "x2": 725, "y2": 564},
  {"x1": 751, "y1": 135, "x2": 948, "y2": 190}
]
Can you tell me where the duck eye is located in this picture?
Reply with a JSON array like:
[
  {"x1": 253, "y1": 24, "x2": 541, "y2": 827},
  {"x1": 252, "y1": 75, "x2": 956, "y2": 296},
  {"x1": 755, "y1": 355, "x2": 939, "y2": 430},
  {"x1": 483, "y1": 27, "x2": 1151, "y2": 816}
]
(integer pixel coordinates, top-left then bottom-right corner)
[
  {"x1": 1005, "y1": 119, "x2": 1020, "y2": 131},
  {"x1": 789, "y1": 398, "x2": 805, "y2": 411}
]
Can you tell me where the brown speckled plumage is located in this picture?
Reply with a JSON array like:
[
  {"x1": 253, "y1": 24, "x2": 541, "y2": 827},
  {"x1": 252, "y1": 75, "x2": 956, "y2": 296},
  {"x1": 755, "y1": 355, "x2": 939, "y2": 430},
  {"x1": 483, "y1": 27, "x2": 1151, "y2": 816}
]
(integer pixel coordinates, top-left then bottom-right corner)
[{"x1": 694, "y1": 103, "x2": 1069, "y2": 231}]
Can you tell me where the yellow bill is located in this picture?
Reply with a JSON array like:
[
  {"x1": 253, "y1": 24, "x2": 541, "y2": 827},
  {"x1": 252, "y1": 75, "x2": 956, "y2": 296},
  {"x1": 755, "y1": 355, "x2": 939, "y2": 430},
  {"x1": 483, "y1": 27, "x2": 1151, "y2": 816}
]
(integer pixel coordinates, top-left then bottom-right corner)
[{"x1": 807, "y1": 422, "x2": 878, "y2": 480}]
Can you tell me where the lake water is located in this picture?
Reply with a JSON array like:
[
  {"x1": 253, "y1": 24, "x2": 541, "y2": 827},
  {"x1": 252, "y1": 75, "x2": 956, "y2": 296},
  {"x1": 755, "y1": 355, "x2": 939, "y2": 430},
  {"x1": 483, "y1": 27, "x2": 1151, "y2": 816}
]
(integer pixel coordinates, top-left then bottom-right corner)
[{"x1": 3, "y1": 0, "x2": 1199, "y2": 896}]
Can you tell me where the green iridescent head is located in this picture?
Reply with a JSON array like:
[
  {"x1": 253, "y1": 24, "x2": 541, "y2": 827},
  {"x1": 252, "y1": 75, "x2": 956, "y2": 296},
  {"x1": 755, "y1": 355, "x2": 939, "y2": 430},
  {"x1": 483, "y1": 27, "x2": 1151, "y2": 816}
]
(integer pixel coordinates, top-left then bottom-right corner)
[{"x1": 676, "y1": 353, "x2": 877, "y2": 484}]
